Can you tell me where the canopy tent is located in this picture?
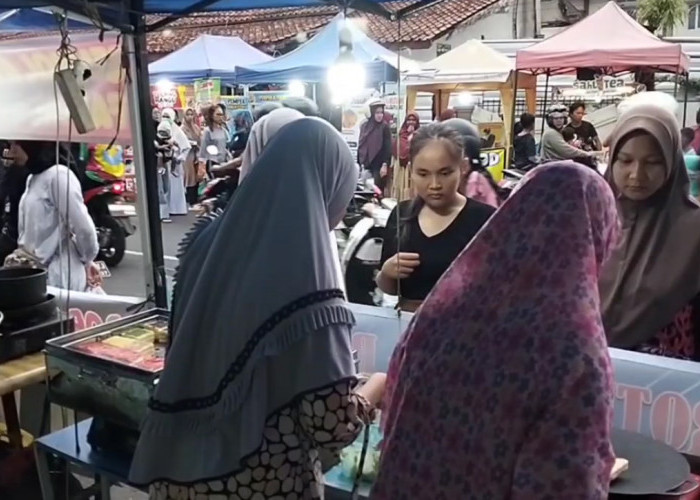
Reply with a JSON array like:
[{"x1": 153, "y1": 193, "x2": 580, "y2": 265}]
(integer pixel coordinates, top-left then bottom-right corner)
[
  {"x1": 149, "y1": 34, "x2": 272, "y2": 83},
  {"x1": 0, "y1": 0, "x2": 397, "y2": 28},
  {"x1": 231, "y1": 15, "x2": 418, "y2": 84},
  {"x1": 404, "y1": 39, "x2": 537, "y2": 156},
  {"x1": 515, "y1": 1, "x2": 689, "y2": 75},
  {"x1": 0, "y1": 7, "x2": 91, "y2": 30}
]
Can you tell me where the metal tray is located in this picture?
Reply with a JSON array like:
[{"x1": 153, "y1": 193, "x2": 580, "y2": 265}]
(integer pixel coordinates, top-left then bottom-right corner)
[{"x1": 44, "y1": 308, "x2": 169, "y2": 431}]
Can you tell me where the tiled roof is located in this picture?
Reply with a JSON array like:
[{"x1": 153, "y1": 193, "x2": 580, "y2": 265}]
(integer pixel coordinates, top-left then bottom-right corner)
[
  {"x1": 146, "y1": 0, "x2": 503, "y2": 53},
  {"x1": 0, "y1": 0, "x2": 504, "y2": 53}
]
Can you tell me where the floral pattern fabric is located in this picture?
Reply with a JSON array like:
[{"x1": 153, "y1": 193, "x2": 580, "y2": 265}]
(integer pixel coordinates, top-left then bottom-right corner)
[
  {"x1": 149, "y1": 382, "x2": 369, "y2": 500},
  {"x1": 638, "y1": 303, "x2": 696, "y2": 360},
  {"x1": 373, "y1": 162, "x2": 619, "y2": 500}
]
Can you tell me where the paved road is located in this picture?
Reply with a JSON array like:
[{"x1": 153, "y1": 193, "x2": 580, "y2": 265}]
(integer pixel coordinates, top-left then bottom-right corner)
[{"x1": 102, "y1": 213, "x2": 196, "y2": 297}]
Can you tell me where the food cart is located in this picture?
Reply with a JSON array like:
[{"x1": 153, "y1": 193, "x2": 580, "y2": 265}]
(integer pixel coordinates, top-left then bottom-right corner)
[{"x1": 404, "y1": 39, "x2": 537, "y2": 173}]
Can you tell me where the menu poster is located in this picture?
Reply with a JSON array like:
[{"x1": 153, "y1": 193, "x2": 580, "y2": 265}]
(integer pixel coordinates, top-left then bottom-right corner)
[{"x1": 194, "y1": 78, "x2": 222, "y2": 108}]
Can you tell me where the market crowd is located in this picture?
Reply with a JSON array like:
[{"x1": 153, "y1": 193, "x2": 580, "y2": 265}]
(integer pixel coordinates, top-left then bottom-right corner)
[
  {"x1": 122, "y1": 89, "x2": 700, "y2": 500},
  {"x1": 1, "y1": 89, "x2": 698, "y2": 498}
]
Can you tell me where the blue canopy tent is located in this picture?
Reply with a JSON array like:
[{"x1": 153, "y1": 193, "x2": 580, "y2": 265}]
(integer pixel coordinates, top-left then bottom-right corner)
[
  {"x1": 0, "y1": 1, "x2": 400, "y2": 29},
  {"x1": 0, "y1": 7, "x2": 91, "y2": 30},
  {"x1": 149, "y1": 34, "x2": 272, "y2": 83},
  {"x1": 235, "y1": 15, "x2": 412, "y2": 84}
]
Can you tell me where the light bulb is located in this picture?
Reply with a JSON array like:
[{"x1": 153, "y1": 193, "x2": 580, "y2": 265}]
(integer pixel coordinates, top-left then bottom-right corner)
[
  {"x1": 288, "y1": 80, "x2": 305, "y2": 97},
  {"x1": 327, "y1": 62, "x2": 366, "y2": 105}
]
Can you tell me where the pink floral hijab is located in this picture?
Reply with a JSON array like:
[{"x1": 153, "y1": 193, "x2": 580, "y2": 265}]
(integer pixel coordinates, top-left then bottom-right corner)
[{"x1": 374, "y1": 161, "x2": 619, "y2": 500}]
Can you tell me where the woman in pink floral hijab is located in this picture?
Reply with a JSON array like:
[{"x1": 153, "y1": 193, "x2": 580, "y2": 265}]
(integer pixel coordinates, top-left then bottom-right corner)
[{"x1": 373, "y1": 161, "x2": 619, "y2": 500}]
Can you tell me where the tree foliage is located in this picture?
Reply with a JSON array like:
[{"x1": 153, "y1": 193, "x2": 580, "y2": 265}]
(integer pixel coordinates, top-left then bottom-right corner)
[{"x1": 637, "y1": 0, "x2": 687, "y2": 35}]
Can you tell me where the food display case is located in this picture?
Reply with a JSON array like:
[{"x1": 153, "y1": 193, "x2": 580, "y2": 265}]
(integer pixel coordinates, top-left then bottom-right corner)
[{"x1": 44, "y1": 309, "x2": 168, "y2": 432}]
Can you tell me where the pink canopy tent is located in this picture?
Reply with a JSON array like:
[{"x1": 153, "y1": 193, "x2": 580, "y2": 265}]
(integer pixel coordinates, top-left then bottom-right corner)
[{"x1": 515, "y1": 1, "x2": 689, "y2": 75}]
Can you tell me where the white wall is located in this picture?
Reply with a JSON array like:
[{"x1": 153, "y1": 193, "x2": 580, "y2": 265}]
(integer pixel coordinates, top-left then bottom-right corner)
[
  {"x1": 408, "y1": 3, "x2": 535, "y2": 62},
  {"x1": 413, "y1": 0, "x2": 700, "y2": 54}
]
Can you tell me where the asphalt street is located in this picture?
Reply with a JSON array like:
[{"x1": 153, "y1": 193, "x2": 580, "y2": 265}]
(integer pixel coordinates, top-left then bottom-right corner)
[{"x1": 102, "y1": 212, "x2": 196, "y2": 297}]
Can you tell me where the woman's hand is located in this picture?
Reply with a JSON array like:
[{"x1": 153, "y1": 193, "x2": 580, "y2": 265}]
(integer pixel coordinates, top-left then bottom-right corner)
[
  {"x1": 86, "y1": 262, "x2": 103, "y2": 288},
  {"x1": 380, "y1": 163, "x2": 389, "y2": 178},
  {"x1": 356, "y1": 372, "x2": 387, "y2": 408},
  {"x1": 381, "y1": 252, "x2": 420, "y2": 280}
]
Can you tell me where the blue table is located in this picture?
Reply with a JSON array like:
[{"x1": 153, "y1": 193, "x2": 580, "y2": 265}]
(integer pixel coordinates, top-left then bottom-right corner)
[
  {"x1": 34, "y1": 418, "x2": 139, "y2": 500},
  {"x1": 34, "y1": 419, "x2": 371, "y2": 500}
]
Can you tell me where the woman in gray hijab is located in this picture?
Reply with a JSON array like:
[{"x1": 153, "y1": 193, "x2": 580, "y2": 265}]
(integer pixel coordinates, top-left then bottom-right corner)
[{"x1": 130, "y1": 118, "x2": 385, "y2": 499}]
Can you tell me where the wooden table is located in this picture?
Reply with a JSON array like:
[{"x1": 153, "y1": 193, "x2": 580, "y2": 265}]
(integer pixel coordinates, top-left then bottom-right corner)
[{"x1": 0, "y1": 353, "x2": 46, "y2": 448}]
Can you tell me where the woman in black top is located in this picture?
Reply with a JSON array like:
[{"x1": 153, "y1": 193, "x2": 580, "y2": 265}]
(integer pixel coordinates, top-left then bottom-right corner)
[
  {"x1": 564, "y1": 101, "x2": 601, "y2": 151},
  {"x1": 378, "y1": 123, "x2": 496, "y2": 311}
]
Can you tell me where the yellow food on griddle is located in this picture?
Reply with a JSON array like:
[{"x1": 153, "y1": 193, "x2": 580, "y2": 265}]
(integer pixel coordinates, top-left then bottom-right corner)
[{"x1": 103, "y1": 337, "x2": 153, "y2": 354}]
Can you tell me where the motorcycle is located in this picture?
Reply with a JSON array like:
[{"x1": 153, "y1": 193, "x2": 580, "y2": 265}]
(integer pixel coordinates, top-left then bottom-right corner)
[
  {"x1": 196, "y1": 145, "x2": 239, "y2": 215},
  {"x1": 83, "y1": 179, "x2": 136, "y2": 267},
  {"x1": 340, "y1": 192, "x2": 395, "y2": 306},
  {"x1": 336, "y1": 180, "x2": 383, "y2": 253}
]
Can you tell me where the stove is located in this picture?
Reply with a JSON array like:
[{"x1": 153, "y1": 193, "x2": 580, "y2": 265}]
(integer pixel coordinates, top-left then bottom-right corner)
[{"x1": 0, "y1": 313, "x2": 74, "y2": 363}]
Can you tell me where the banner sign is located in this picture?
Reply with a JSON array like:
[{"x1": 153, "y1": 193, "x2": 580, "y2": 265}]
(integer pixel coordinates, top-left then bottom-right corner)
[
  {"x1": 346, "y1": 303, "x2": 700, "y2": 459},
  {"x1": 0, "y1": 32, "x2": 130, "y2": 144},
  {"x1": 151, "y1": 84, "x2": 190, "y2": 110},
  {"x1": 482, "y1": 147, "x2": 505, "y2": 182},
  {"x1": 249, "y1": 90, "x2": 289, "y2": 105},
  {"x1": 219, "y1": 95, "x2": 251, "y2": 113},
  {"x1": 48, "y1": 286, "x2": 141, "y2": 331},
  {"x1": 194, "y1": 78, "x2": 221, "y2": 107}
]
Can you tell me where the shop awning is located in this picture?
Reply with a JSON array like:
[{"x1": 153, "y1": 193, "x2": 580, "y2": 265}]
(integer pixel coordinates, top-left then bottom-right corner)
[
  {"x1": 0, "y1": 0, "x2": 398, "y2": 28},
  {"x1": 515, "y1": 1, "x2": 689, "y2": 75},
  {"x1": 149, "y1": 35, "x2": 272, "y2": 83},
  {"x1": 235, "y1": 15, "x2": 418, "y2": 84},
  {"x1": 0, "y1": 7, "x2": 93, "y2": 30}
]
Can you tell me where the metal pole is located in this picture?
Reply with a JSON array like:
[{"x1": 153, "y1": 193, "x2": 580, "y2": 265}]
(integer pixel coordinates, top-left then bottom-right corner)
[
  {"x1": 125, "y1": 34, "x2": 156, "y2": 301},
  {"x1": 128, "y1": 2, "x2": 168, "y2": 308},
  {"x1": 674, "y1": 70, "x2": 679, "y2": 98},
  {"x1": 683, "y1": 73, "x2": 689, "y2": 126},
  {"x1": 509, "y1": 70, "x2": 519, "y2": 167},
  {"x1": 539, "y1": 70, "x2": 550, "y2": 138}
]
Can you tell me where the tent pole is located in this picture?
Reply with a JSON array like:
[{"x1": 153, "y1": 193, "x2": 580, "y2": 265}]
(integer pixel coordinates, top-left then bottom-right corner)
[
  {"x1": 509, "y1": 70, "x2": 519, "y2": 167},
  {"x1": 125, "y1": 34, "x2": 156, "y2": 302},
  {"x1": 539, "y1": 70, "x2": 550, "y2": 137},
  {"x1": 129, "y1": 2, "x2": 168, "y2": 308},
  {"x1": 674, "y1": 70, "x2": 679, "y2": 98},
  {"x1": 683, "y1": 73, "x2": 689, "y2": 127}
]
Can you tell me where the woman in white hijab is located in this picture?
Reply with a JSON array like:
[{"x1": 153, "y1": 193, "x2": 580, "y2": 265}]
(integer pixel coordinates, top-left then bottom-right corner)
[
  {"x1": 161, "y1": 108, "x2": 191, "y2": 216},
  {"x1": 130, "y1": 118, "x2": 385, "y2": 499}
]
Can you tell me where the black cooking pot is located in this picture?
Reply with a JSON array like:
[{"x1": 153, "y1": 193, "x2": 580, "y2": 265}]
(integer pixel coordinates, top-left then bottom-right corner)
[{"x1": 0, "y1": 268, "x2": 48, "y2": 310}]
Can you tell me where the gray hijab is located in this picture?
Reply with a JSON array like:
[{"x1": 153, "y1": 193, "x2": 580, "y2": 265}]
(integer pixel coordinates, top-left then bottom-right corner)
[
  {"x1": 240, "y1": 107, "x2": 305, "y2": 181},
  {"x1": 130, "y1": 118, "x2": 359, "y2": 484}
]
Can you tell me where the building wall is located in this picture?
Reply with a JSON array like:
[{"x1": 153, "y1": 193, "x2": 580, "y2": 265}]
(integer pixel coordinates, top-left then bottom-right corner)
[
  {"x1": 408, "y1": 2, "x2": 535, "y2": 61},
  {"x1": 414, "y1": 0, "x2": 698, "y2": 56}
]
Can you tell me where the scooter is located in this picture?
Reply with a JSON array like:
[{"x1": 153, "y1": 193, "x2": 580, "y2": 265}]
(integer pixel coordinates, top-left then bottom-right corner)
[
  {"x1": 196, "y1": 145, "x2": 239, "y2": 215},
  {"x1": 340, "y1": 195, "x2": 395, "y2": 306},
  {"x1": 83, "y1": 180, "x2": 136, "y2": 267}
]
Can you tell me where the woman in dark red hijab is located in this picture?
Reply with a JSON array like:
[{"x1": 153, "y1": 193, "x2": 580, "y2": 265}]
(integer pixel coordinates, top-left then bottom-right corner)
[
  {"x1": 358, "y1": 101, "x2": 392, "y2": 190},
  {"x1": 393, "y1": 111, "x2": 420, "y2": 167}
]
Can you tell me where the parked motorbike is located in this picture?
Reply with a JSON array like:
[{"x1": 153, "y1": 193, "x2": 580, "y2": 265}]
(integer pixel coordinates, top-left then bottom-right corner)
[
  {"x1": 340, "y1": 193, "x2": 395, "y2": 306},
  {"x1": 83, "y1": 179, "x2": 136, "y2": 267},
  {"x1": 196, "y1": 145, "x2": 239, "y2": 215}
]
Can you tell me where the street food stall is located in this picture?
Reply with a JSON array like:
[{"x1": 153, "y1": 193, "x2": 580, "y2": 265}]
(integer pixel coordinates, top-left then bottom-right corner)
[
  {"x1": 514, "y1": 1, "x2": 690, "y2": 133},
  {"x1": 404, "y1": 39, "x2": 537, "y2": 170}
]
